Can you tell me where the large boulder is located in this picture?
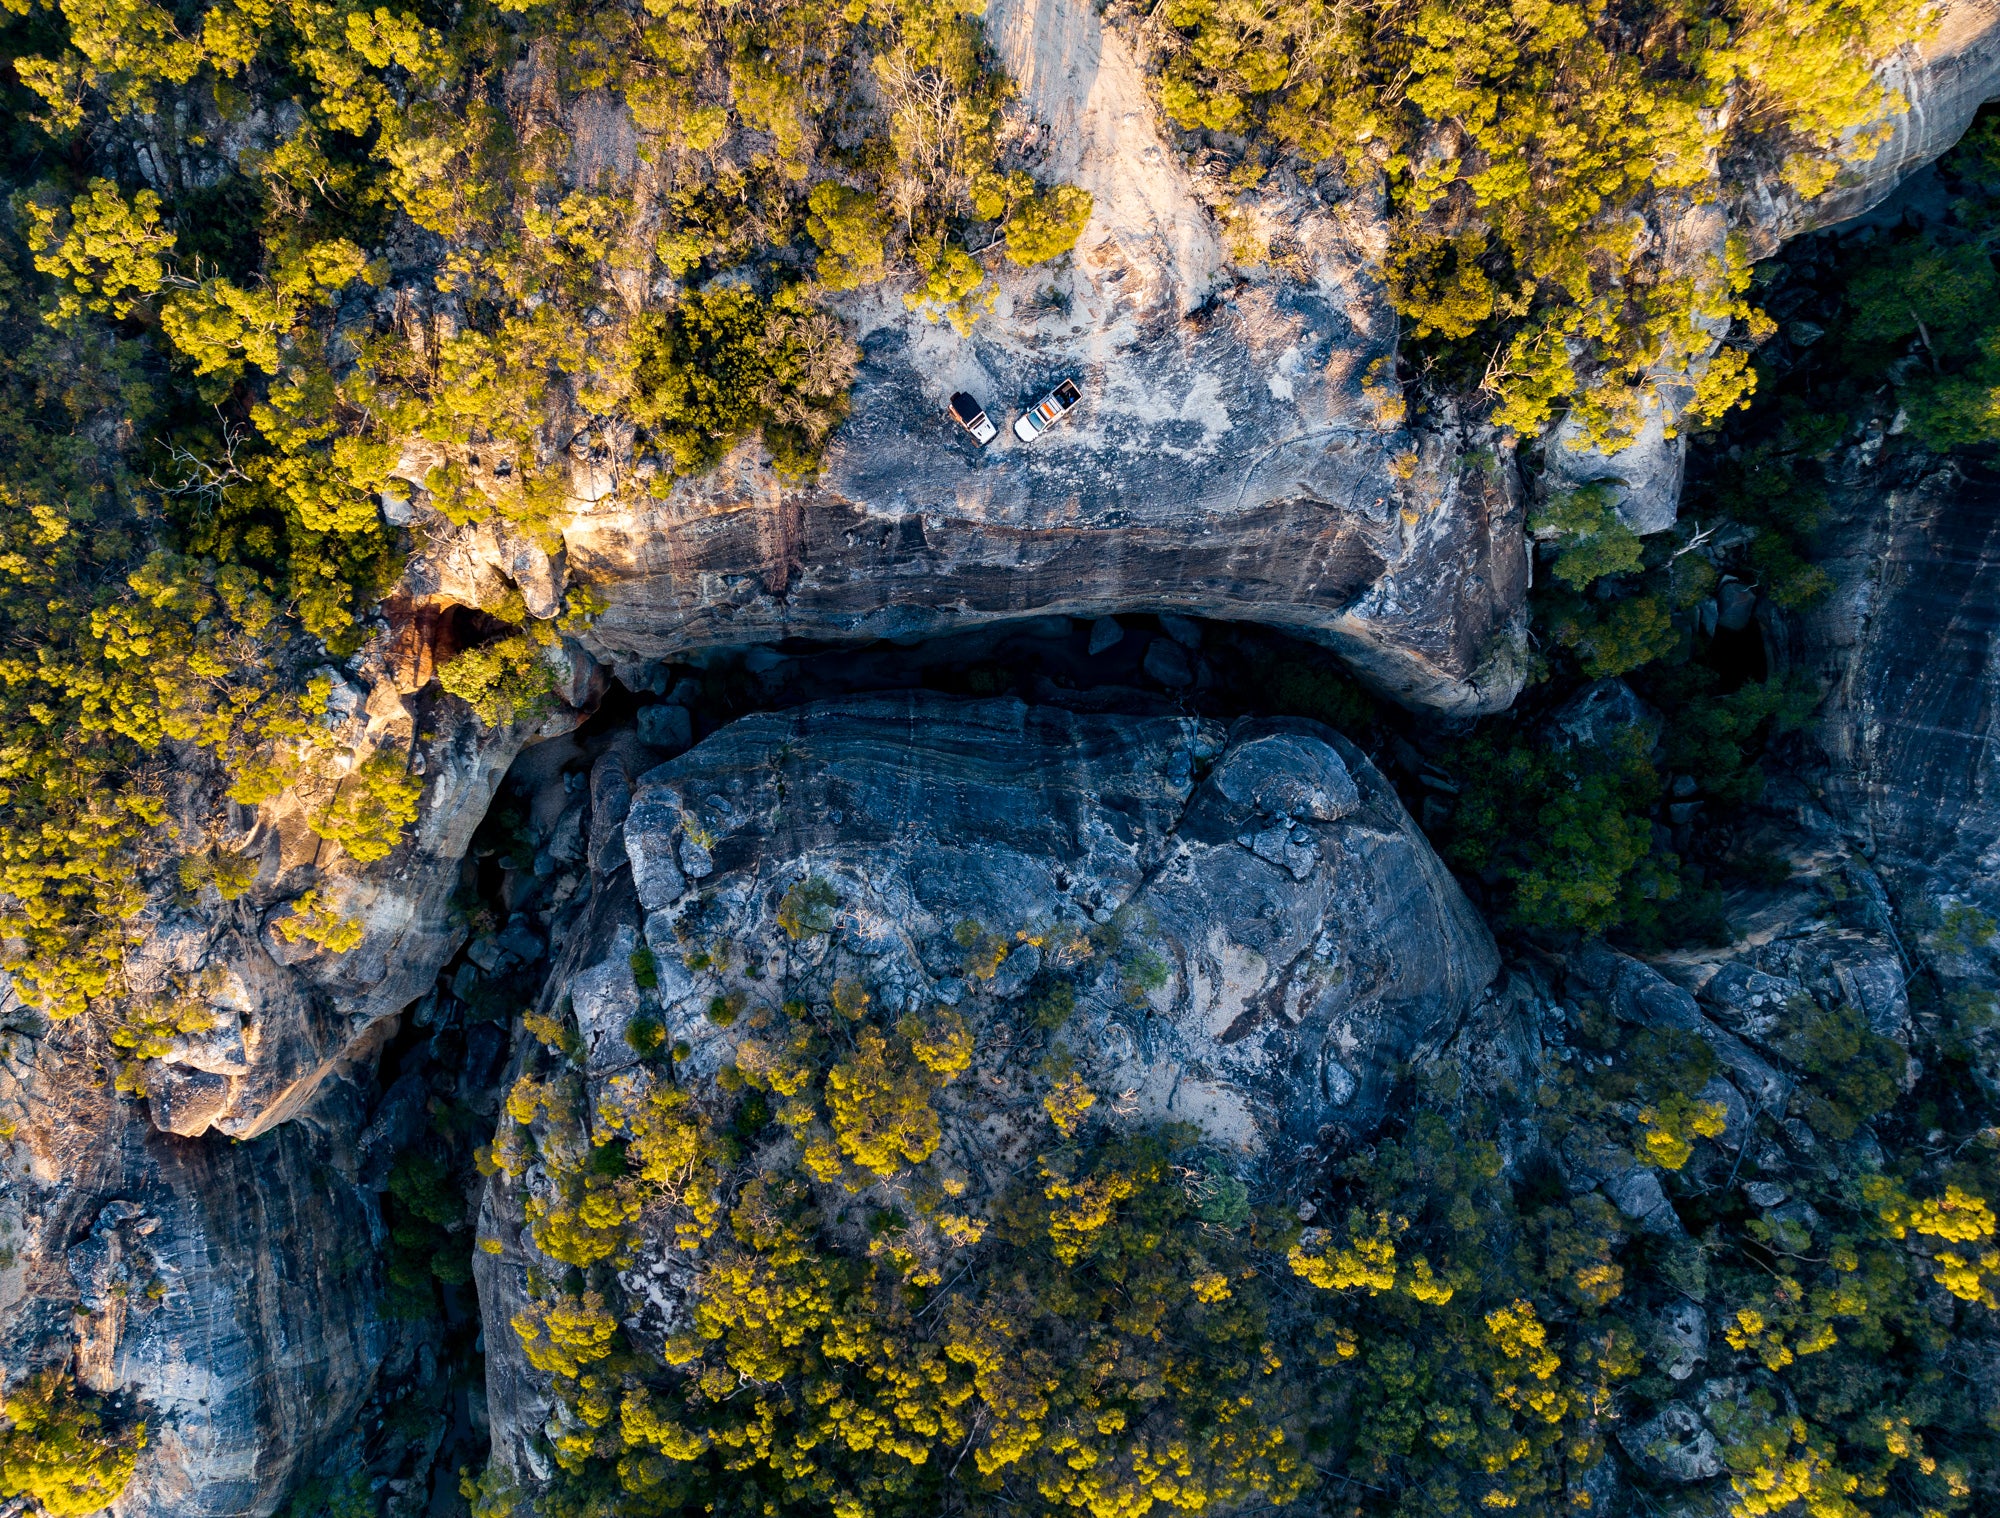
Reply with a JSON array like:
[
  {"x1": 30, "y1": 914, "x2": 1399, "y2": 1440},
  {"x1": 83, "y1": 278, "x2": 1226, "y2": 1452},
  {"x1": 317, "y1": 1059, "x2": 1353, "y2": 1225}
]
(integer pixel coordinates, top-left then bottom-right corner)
[{"x1": 474, "y1": 692, "x2": 1499, "y2": 1475}]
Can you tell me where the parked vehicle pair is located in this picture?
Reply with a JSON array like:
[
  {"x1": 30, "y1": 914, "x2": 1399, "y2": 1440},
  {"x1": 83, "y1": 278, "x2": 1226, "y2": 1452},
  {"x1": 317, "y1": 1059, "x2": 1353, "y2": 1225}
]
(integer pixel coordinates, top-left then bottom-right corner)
[{"x1": 948, "y1": 378, "x2": 1082, "y2": 446}]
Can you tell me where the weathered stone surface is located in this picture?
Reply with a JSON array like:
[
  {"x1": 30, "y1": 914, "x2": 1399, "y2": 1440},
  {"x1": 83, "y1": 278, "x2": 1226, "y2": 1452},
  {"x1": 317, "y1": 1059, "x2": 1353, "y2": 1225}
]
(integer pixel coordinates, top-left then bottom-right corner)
[
  {"x1": 409, "y1": 4, "x2": 2000, "y2": 707},
  {"x1": 1653, "y1": 1298, "x2": 1711, "y2": 1382},
  {"x1": 1809, "y1": 466, "x2": 2000, "y2": 892},
  {"x1": 128, "y1": 643, "x2": 591, "y2": 1143},
  {"x1": 475, "y1": 692, "x2": 1498, "y2": 1474},
  {"x1": 1618, "y1": 1400, "x2": 1722, "y2": 1482}
]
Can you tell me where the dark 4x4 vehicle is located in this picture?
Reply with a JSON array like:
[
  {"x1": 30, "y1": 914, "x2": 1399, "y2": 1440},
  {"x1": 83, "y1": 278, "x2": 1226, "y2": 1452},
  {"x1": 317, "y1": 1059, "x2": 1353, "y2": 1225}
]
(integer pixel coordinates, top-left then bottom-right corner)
[{"x1": 949, "y1": 392, "x2": 998, "y2": 446}]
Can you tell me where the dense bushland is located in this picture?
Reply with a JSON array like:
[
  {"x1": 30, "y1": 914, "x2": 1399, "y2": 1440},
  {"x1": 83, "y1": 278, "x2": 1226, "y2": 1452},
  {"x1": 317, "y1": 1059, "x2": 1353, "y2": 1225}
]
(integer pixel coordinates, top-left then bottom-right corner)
[{"x1": 481, "y1": 879, "x2": 1998, "y2": 1518}]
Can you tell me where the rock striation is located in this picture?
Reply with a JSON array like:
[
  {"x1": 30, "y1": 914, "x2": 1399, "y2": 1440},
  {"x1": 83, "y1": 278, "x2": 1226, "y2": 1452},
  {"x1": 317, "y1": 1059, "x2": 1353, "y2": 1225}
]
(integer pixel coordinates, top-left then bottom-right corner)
[
  {"x1": 1798, "y1": 455, "x2": 2000, "y2": 1088},
  {"x1": 430, "y1": 0, "x2": 2000, "y2": 690}
]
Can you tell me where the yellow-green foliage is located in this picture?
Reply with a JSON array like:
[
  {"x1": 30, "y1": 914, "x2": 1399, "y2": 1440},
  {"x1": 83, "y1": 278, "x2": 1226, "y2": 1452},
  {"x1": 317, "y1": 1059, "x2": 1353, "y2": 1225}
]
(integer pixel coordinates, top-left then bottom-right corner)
[
  {"x1": 629, "y1": 284, "x2": 857, "y2": 478},
  {"x1": 108, "y1": 981, "x2": 215, "y2": 1068},
  {"x1": 1145, "y1": 0, "x2": 1927, "y2": 449},
  {"x1": 500, "y1": 977, "x2": 1307, "y2": 1517},
  {"x1": 513, "y1": 1291, "x2": 620, "y2": 1380},
  {"x1": 777, "y1": 877, "x2": 840, "y2": 939},
  {"x1": 807, "y1": 182, "x2": 893, "y2": 291},
  {"x1": 505, "y1": 1048, "x2": 729, "y2": 1267},
  {"x1": 550, "y1": 1125, "x2": 1310, "y2": 1518},
  {"x1": 272, "y1": 888, "x2": 365, "y2": 953},
  {"x1": 733, "y1": 1001, "x2": 974, "y2": 1190},
  {"x1": 22, "y1": 178, "x2": 173, "y2": 321},
  {"x1": 821, "y1": 1027, "x2": 947, "y2": 1178},
  {"x1": 1633, "y1": 1090, "x2": 1728, "y2": 1170},
  {"x1": 0, "y1": 1370, "x2": 144, "y2": 1518},
  {"x1": 904, "y1": 237, "x2": 994, "y2": 335},
  {"x1": 437, "y1": 636, "x2": 558, "y2": 731},
  {"x1": 1003, "y1": 182, "x2": 1093, "y2": 266},
  {"x1": 975, "y1": 169, "x2": 1095, "y2": 266},
  {"x1": 497, "y1": 904, "x2": 2000, "y2": 1518},
  {"x1": 309, "y1": 749, "x2": 422, "y2": 863},
  {"x1": 177, "y1": 846, "x2": 260, "y2": 901},
  {"x1": 1529, "y1": 482, "x2": 1644, "y2": 590},
  {"x1": 0, "y1": 0, "x2": 1089, "y2": 1038}
]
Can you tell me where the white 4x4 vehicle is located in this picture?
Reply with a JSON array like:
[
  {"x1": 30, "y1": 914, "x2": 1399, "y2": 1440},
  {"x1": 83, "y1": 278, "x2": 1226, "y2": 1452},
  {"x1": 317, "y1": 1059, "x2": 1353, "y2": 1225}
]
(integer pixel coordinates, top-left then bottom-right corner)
[{"x1": 1013, "y1": 378, "x2": 1081, "y2": 441}]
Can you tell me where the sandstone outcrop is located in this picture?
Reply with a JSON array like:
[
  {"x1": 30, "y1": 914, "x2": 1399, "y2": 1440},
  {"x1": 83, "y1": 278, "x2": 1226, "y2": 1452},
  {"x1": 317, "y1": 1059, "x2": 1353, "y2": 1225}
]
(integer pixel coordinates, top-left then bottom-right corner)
[
  {"x1": 0, "y1": 999, "x2": 389, "y2": 1518},
  {"x1": 420, "y1": 0, "x2": 1539, "y2": 717},
  {"x1": 1544, "y1": 2, "x2": 2000, "y2": 534},
  {"x1": 1744, "y1": 0, "x2": 2000, "y2": 245},
  {"x1": 421, "y1": 1, "x2": 2000, "y2": 690}
]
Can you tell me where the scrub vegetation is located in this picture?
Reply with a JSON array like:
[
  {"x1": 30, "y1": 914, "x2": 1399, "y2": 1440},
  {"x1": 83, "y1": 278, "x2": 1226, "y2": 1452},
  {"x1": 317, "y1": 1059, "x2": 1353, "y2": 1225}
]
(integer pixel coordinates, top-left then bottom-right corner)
[
  {"x1": 1130, "y1": 0, "x2": 1926, "y2": 451},
  {"x1": 484, "y1": 897, "x2": 1999, "y2": 1518}
]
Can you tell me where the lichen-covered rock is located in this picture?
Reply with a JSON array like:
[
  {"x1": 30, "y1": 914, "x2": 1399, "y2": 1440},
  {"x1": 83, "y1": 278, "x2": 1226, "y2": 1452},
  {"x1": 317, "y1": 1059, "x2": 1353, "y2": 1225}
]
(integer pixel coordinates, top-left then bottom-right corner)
[
  {"x1": 1617, "y1": 1399, "x2": 1722, "y2": 1483},
  {"x1": 474, "y1": 692, "x2": 1498, "y2": 1475}
]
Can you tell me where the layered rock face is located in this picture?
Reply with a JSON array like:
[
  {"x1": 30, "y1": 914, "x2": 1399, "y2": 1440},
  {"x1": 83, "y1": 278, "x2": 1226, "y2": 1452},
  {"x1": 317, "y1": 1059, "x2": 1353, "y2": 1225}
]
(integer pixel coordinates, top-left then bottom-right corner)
[
  {"x1": 0, "y1": 1004, "x2": 389, "y2": 1518},
  {"x1": 127, "y1": 658, "x2": 552, "y2": 1145},
  {"x1": 1810, "y1": 464, "x2": 2000, "y2": 890},
  {"x1": 474, "y1": 692, "x2": 1498, "y2": 1472}
]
